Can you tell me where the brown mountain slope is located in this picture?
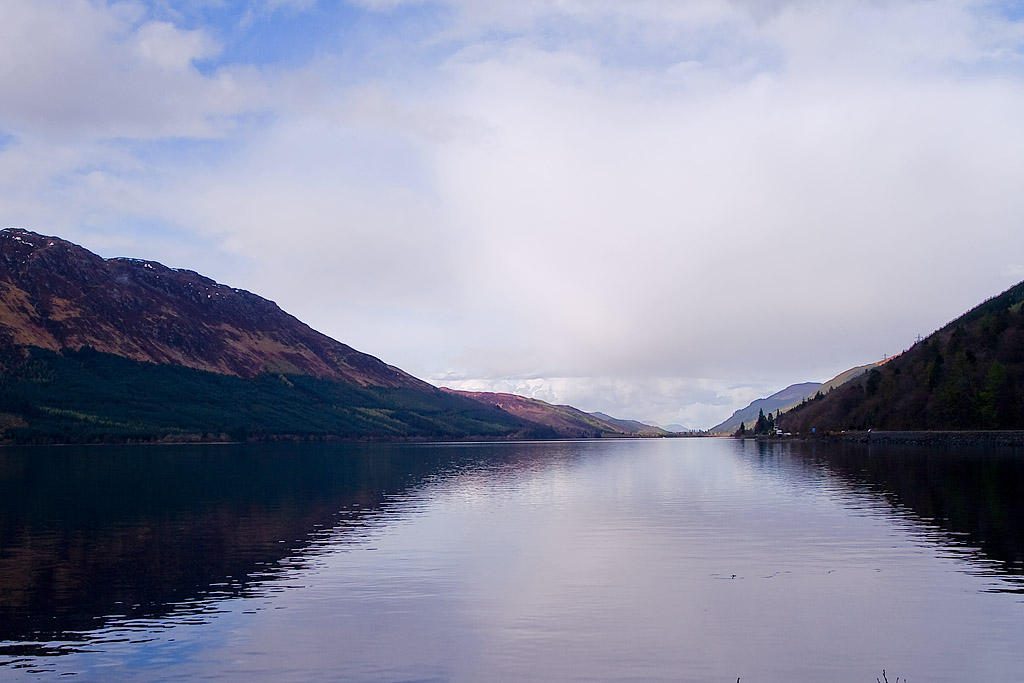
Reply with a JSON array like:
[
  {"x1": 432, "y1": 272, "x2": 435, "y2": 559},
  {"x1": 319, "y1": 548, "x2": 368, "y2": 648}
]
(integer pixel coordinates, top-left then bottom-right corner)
[
  {"x1": 589, "y1": 412, "x2": 671, "y2": 436},
  {"x1": 0, "y1": 229, "x2": 424, "y2": 388},
  {"x1": 441, "y1": 389, "x2": 638, "y2": 438}
]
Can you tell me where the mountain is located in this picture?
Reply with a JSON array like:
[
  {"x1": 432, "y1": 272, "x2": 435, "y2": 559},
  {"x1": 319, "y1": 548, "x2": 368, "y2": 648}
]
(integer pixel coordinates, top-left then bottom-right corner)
[
  {"x1": 663, "y1": 423, "x2": 692, "y2": 433},
  {"x1": 709, "y1": 361, "x2": 888, "y2": 435},
  {"x1": 709, "y1": 382, "x2": 822, "y2": 434},
  {"x1": 0, "y1": 229, "x2": 422, "y2": 387},
  {"x1": 0, "y1": 229, "x2": 548, "y2": 443},
  {"x1": 443, "y1": 390, "x2": 665, "y2": 438},
  {"x1": 780, "y1": 280, "x2": 1024, "y2": 432}
]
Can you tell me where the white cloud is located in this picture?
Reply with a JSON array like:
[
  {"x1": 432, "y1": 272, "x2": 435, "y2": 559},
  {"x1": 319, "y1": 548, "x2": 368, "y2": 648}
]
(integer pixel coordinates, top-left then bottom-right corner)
[
  {"x1": 2, "y1": 0, "x2": 1024, "y2": 428},
  {"x1": 265, "y1": 0, "x2": 318, "y2": 9},
  {"x1": 0, "y1": 0, "x2": 262, "y2": 139},
  {"x1": 131, "y1": 20, "x2": 219, "y2": 71}
]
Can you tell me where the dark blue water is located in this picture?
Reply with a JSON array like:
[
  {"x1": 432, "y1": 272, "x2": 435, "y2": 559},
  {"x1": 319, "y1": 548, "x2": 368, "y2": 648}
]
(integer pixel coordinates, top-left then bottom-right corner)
[{"x1": 1, "y1": 438, "x2": 1022, "y2": 681}]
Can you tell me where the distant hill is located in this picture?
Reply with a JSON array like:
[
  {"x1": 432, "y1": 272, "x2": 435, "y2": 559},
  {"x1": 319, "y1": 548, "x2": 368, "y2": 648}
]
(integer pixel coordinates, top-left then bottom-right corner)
[
  {"x1": 444, "y1": 390, "x2": 666, "y2": 438},
  {"x1": 780, "y1": 280, "x2": 1024, "y2": 432},
  {"x1": 818, "y1": 362, "x2": 885, "y2": 393},
  {"x1": 589, "y1": 412, "x2": 671, "y2": 436},
  {"x1": 663, "y1": 423, "x2": 691, "y2": 433},
  {"x1": 710, "y1": 382, "x2": 821, "y2": 435}
]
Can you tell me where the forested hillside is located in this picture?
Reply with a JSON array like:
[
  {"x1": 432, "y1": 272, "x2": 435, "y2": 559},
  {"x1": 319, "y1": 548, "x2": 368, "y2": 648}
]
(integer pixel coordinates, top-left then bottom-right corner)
[
  {"x1": 781, "y1": 281, "x2": 1024, "y2": 432},
  {"x1": 0, "y1": 346, "x2": 539, "y2": 443},
  {"x1": 0, "y1": 229, "x2": 669, "y2": 444}
]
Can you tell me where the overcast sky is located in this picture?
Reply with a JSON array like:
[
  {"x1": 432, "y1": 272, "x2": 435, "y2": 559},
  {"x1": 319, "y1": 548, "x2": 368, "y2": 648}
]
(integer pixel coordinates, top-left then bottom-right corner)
[{"x1": 2, "y1": 0, "x2": 1024, "y2": 428}]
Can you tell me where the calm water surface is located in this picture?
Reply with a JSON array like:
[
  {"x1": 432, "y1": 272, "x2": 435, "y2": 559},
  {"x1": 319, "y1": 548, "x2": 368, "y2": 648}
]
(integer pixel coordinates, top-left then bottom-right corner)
[{"x1": 1, "y1": 438, "x2": 1023, "y2": 681}]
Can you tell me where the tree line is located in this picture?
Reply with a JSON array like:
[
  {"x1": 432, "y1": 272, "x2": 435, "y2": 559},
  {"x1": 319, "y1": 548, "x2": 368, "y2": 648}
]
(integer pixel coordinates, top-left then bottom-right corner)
[{"x1": 735, "y1": 408, "x2": 781, "y2": 436}]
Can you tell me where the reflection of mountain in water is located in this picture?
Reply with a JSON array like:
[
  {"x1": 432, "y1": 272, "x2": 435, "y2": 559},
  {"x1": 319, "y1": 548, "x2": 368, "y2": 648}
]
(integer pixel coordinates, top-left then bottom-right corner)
[
  {"x1": 0, "y1": 443, "x2": 556, "y2": 653},
  {"x1": 5, "y1": 438, "x2": 1024, "y2": 667},
  {"x1": 746, "y1": 440, "x2": 1024, "y2": 580}
]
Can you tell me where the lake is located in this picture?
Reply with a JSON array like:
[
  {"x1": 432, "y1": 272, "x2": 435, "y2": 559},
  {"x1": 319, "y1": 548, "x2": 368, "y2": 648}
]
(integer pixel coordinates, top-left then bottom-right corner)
[{"x1": 1, "y1": 438, "x2": 1023, "y2": 681}]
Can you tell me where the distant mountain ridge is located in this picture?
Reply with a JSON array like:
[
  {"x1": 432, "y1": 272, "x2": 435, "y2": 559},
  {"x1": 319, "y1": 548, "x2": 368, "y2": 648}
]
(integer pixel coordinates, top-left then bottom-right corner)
[
  {"x1": 590, "y1": 412, "x2": 671, "y2": 436},
  {"x1": 710, "y1": 382, "x2": 822, "y2": 435},
  {"x1": 710, "y1": 361, "x2": 885, "y2": 434},
  {"x1": 443, "y1": 390, "x2": 667, "y2": 438}
]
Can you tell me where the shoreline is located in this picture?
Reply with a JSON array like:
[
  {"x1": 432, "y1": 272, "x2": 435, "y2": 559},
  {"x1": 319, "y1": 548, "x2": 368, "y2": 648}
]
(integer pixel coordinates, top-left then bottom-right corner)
[
  {"x1": 0, "y1": 432, "x2": 705, "y2": 448},
  {"x1": 746, "y1": 430, "x2": 1024, "y2": 448}
]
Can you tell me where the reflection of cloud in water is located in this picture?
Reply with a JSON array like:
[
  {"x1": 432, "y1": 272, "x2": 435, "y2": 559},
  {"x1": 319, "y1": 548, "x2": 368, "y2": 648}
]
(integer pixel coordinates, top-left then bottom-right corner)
[{"x1": 2, "y1": 439, "x2": 1024, "y2": 680}]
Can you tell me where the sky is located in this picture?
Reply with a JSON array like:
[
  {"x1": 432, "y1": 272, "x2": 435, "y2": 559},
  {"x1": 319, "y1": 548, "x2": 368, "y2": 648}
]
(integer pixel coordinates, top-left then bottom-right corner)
[{"x1": 2, "y1": 0, "x2": 1024, "y2": 429}]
